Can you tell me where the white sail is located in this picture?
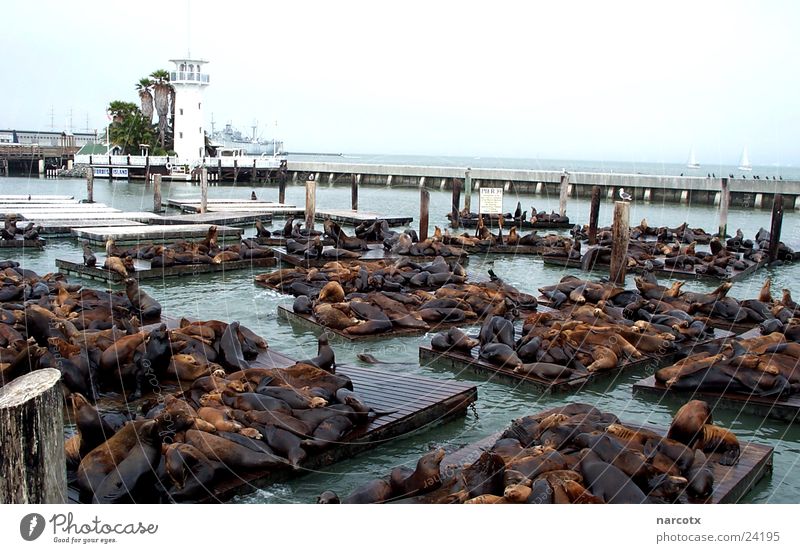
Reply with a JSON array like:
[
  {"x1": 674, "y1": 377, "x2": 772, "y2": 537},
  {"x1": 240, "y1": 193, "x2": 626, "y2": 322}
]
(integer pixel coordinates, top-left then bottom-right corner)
[
  {"x1": 738, "y1": 146, "x2": 752, "y2": 171},
  {"x1": 687, "y1": 147, "x2": 700, "y2": 168}
]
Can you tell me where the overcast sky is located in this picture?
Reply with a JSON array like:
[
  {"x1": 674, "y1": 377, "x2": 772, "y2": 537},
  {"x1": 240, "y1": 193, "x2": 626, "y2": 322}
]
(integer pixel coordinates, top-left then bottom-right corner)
[{"x1": 2, "y1": 1, "x2": 798, "y2": 164}]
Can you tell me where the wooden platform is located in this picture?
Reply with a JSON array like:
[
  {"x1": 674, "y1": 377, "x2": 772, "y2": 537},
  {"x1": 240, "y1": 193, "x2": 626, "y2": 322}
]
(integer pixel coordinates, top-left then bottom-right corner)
[
  {"x1": 278, "y1": 304, "x2": 473, "y2": 342},
  {"x1": 271, "y1": 243, "x2": 468, "y2": 269},
  {"x1": 542, "y1": 255, "x2": 766, "y2": 282},
  {"x1": 56, "y1": 256, "x2": 277, "y2": 283},
  {"x1": 38, "y1": 220, "x2": 148, "y2": 236},
  {"x1": 0, "y1": 194, "x2": 74, "y2": 201},
  {"x1": 0, "y1": 239, "x2": 45, "y2": 249},
  {"x1": 633, "y1": 375, "x2": 800, "y2": 424},
  {"x1": 71, "y1": 224, "x2": 243, "y2": 245},
  {"x1": 164, "y1": 198, "x2": 298, "y2": 214},
  {"x1": 67, "y1": 346, "x2": 477, "y2": 504},
  {"x1": 157, "y1": 212, "x2": 273, "y2": 226},
  {"x1": 400, "y1": 427, "x2": 772, "y2": 504},
  {"x1": 419, "y1": 327, "x2": 734, "y2": 394},
  {"x1": 315, "y1": 209, "x2": 412, "y2": 227}
]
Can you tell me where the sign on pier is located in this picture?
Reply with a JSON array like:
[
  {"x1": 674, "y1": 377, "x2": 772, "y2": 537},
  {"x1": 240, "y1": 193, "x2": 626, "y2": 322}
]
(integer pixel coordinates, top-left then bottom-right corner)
[{"x1": 479, "y1": 187, "x2": 503, "y2": 214}]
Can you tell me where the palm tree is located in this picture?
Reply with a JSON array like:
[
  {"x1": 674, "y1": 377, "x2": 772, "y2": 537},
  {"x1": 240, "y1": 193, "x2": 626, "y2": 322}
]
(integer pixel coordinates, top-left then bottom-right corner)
[
  {"x1": 136, "y1": 78, "x2": 154, "y2": 125},
  {"x1": 150, "y1": 69, "x2": 172, "y2": 148}
]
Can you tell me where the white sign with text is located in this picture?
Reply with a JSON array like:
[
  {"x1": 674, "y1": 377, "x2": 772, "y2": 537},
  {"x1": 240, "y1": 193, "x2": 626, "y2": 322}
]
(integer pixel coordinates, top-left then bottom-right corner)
[{"x1": 479, "y1": 187, "x2": 503, "y2": 214}]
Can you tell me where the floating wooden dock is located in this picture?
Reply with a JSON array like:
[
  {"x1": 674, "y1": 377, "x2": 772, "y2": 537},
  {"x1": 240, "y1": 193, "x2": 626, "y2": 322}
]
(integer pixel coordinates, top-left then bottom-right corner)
[
  {"x1": 633, "y1": 375, "x2": 800, "y2": 424},
  {"x1": 270, "y1": 243, "x2": 468, "y2": 269},
  {"x1": 71, "y1": 224, "x2": 243, "y2": 245},
  {"x1": 542, "y1": 255, "x2": 766, "y2": 282},
  {"x1": 0, "y1": 239, "x2": 45, "y2": 249},
  {"x1": 277, "y1": 304, "x2": 473, "y2": 342},
  {"x1": 419, "y1": 327, "x2": 734, "y2": 393},
  {"x1": 315, "y1": 209, "x2": 412, "y2": 227},
  {"x1": 0, "y1": 194, "x2": 74, "y2": 201},
  {"x1": 397, "y1": 427, "x2": 772, "y2": 504},
  {"x1": 164, "y1": 198, "x2": 299, "y2": 214},
  {"x1": 55, "y1": 256, "x2": 277, "y2": 283},
  {"x1": 157, "y1": 212, "x2": 273, "y2": 226},
  {"x1": 68, "y1": 346, "x2": 477, "y2": 504}
]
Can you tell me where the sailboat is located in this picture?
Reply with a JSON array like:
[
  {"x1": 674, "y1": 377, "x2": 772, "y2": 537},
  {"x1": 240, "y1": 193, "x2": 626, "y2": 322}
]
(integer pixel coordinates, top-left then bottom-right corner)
[
  {"x1": 738, "y1": 146, "x2": 752, "y2": 171},
  {"x1": 686, "y1": 147, "x2": 700, "y2": 169}
]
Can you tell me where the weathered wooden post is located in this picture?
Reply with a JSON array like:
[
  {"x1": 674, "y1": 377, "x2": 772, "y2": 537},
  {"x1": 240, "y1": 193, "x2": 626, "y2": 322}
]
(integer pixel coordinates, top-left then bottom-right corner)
[
  {"x1": 144, "y1": 156, "x2": 151, "y2": 186},
  {"x1": 588, "y1": 185, "x2": 601, "y2": 246},
  {"x1": 609, "y1": 201, "x2": 630, "y2": 285},
  {"x1": 200, "y1": 167, "x2": 209, "y2": 214},
  {"x1": 768, "y1": 193, "x2": 784, "y2": 262},
  {"x1": 559, "y1": 172, "x2": 569, "y2": 217},
  {"x1": 451, "y1": 179, "x2": 462, "y2": 229},
  {"x1": 419, "y1": 188, "x2": 430, "y2": 242},
  {"x1": 0, "y1": 369, "x2": 66, "y2": 503},
  {"x1": 718, "y1": 178, "x2": 730, "y2": 239},
  {"x1": 86, "y1": 171, "x2": 94, "y2": 203},
  {"x1": 153, "y1": 173, "x2": 162, "y2": 213},
  {"x1": 464, "y1": 168, "x2": 472, "y2": 214},
  {"x1": 351, "y1": 173, "x2": 358, "y2": 211},
  {"x1": 305, "y1": 174, "x2": 317, "y2": 231}
]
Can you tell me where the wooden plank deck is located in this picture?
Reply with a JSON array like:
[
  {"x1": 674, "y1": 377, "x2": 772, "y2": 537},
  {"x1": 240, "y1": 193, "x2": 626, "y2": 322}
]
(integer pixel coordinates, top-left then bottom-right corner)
[
  {"x1": 157, "y1": 212, "x2": 273, "y2": 226},
  {"x1": 419, "y1": 327, "x2": 734, "y2": 394},
  {"x1": 37, "y1": 220, "x2": 147, "y2": 236},
  {"x1": 0, "y1": 194, "x2": 74, "y2": 201},
  {"x1": 271, "y1": 243, "x2": 468, "y2": 269},
  {"x1": 56, "y1": 256, "x2": 277, "y2": 283},
  {"x1": 633, "y1": 375, "x2": 800, "y2": 424},
  {"x1": 542, "y1": 255, "x2": 766, "y2": 282},
  {"x1": 0, "y1": 239, "x2": 45, "y2": 249},
  {"x1": 71, "y1": 224, "x2": 243, "y2": 245},
  {"x1": 68, "y1": 345, "x2": 477, "y2": 504},
  {"x1": 315, "y1": 209, "x2": 413, "y2": 227},
  {"x1": 401, "y1": 427, "x2": 772, "y2": 504}
]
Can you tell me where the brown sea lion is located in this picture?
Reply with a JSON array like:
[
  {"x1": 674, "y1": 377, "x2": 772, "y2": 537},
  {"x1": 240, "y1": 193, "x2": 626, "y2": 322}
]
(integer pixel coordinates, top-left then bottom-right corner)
[
  {"x1": 297, "y1": 334, "x2": 336, "y2": 373},
  {"x1": 313, "y1": 303, "x2": 358, "y2": 330},
  {"x1": 667, "y1": 400, "x2": 713, "y2": 447},
  {"x1": 76, "y1": 420, "x2": 150, "y2": 496},
  {"x1": 341, "y1": 478, "x2": 394, "y2": 504},
  {"x1": 695, "y1": 424, "x2": 740, "y2": 466},
  {"x1": 124, "y1": 278, "x2": 162, "y2": 319},
  {"x1": 579, "y1": 451, "x2": 648, "y2": 504},
  {"x1": 318, "y1": 281, "x2": 345, "y2": 303},
  {"x1": 212, "y1": 250, "x2": 239, "y2": 264},
  {"x1": 103, "y1": 256, "x2": 128, "y2": 278},
  {"x1": 92, "y1": 420, "x2": 162, "y2": 503},
  {"x1": 389, "y1": 448, "x2": 445, "y2": 499},
  {"x1": 759, "y1": 277, "x2": 773, "y2": 303},
  {"x1": 185, "y1": 429, "x2": 290, "y2": 470},
  {"x1": 167, "y1": 354, "x2": 215, "y2": 381},
  {"x1": 164, "y1": 442, "x2": 220, "y2": 500}
]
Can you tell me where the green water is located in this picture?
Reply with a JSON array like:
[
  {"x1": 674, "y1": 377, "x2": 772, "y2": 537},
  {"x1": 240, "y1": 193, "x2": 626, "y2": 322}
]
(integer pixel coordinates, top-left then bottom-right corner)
[{"x1": 1, "y1": 175, "x2": 798, "y2": 504}]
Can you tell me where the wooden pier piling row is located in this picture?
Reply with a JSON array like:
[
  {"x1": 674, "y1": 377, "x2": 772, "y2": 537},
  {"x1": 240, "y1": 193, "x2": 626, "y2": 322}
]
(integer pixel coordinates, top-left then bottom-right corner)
[
  {"x1": 70, "y1": 224, "x2": 243, "y2": 245},
  {"x1": 633, "y1": 376, "x2": 800, "y2": 424}
]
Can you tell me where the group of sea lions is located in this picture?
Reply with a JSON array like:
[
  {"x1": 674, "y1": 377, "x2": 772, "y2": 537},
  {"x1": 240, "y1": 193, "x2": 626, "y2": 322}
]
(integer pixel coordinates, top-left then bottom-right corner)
[
  {"x1": 656, "y1": 331, "x2": 800, "y2": 397},
  {"x1": 66, "y1": 332, "x2": 397, "y2": 503},
  {"x1": 2, "y1": 214, "x2": 42, "y2": 241},
  {"x1": 256, "y1": 256, "x2": 470, "y2": 297},
  {"x1": 0, "y1": 264, "x2": 165, "y2": 399},
  {"x1": 449, "y1": 202, "x2": 570, "y2": 227},
  {"x1": 319, "y1": 401, "x2": 738, "y2": 504},
  {"x1": 83, "y1": 226, "x2": 273, "y2": 278},
  {"x1": 444, "y1": 215, "x2": 575, "y2": 254},
  {"x1": 292, "y1": 270, "x2": 536, "y2": 337}
]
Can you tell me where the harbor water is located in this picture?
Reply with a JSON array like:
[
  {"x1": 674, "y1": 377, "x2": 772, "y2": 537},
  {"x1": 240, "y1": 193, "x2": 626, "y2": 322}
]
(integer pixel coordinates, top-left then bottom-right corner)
[{"x1": 1, "y1": 167, "x2": 798, "y2": 504}]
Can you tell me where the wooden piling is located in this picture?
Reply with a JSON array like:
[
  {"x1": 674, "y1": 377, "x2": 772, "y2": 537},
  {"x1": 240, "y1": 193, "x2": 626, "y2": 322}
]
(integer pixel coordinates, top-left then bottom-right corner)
[
  {"x1": 144, "y1": 156, "x2": 150, "y2": 186},
  {"x1": 768, "y1": 193, "x2": 784, "y2": 262},
  {"x1": 200, "y1": 167, "x2": 209, "y2": 214},
  {"x1": 718, "y1": 178, "x2": 730, "y2": 238},
  {"x1": 305, "y1": 175, "x2": 317, "y2": 231},
  {"x1": 279, "y1": 171, "x2": 287, "y2": 204},
  {"x1": 451, "y1": 179, "x2": 462, "y2": 229},
  {"x1": 559, "y1": 172, "x2": 569, "y2": 217},
  {"x1": 464, "y1": 168, "x2": 472, "y2": 214},
  {"x1": 86, "y1": 171, "x2": 94, "y2": 203},
  {"x1": 609, "y1": 201, "x2": 630, "y2": 284},
  {"x1": 419, "y1": 188, "x2": 430, "y2": 242},
  {"x1": 0, "y1": 369, "x2": 66, "y2": 503},
  {"x1": 351, "y1": 173, "x2": 358, "y2": 211},
  {"x1": 153, "y1": 173, "x2": 162, "y2": 213},
  {"x1": 588, "y1": 185, "x2": 601, "y2": 246}
]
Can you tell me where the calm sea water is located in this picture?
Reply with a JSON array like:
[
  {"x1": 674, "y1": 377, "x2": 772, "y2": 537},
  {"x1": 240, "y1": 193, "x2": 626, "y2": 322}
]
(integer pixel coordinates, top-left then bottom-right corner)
[{"x1": 1, "y1": 161, "x2": 798, "y2": 503}]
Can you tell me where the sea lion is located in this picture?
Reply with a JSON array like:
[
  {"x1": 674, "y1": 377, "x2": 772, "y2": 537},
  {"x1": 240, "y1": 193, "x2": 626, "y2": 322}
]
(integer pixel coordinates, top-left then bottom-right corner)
[
  {"x1": 685, "y1": 449, "x2": 714, "y2": 498},
  {"x1": 695, "y1": 425, "x2": 740, "y2": 466},
  {"x1": 185, "y1": 429, "x2": 290, "y2": 470},
  {"x1": 318, "y1": 281, "x2": 345, "y2": 303},
  {"x1": 76, "y1": 420, "x2": 151, "y2": 497},
  {"x1": 92, "y1": 420, "x2": 162, "y2": 503},
  {"x1": 297, "y1": 334, "x2": 336, "y2": 373},
  {"x1": 218, "y1": 321, "x2": 250, "y2": 371},
  {"x1": 302, "y1": 414, "x2": 354, "y2": 449},
  {"x1": 667, "y1": 400, "x2": 713, "y2": 446},
  {"x1": 317, "y1": 490, "x2": 341, "y2": 504},
  {"x1": 579, "y1": 451, "x2": 648, "y2": 504},
  {"x1": 103, "y1": 255, "x2": 128, "y2": 278},
  {"x1": 260, "y1": 425, "x2": 307, "y2": 467},
  {"x1": 341, "y1": 478, "x2": 394, "y2": 504},
  {"x1": 124, "y1": 278, "x2": 162, "y2": 319},
  {"x1": 82, "y1": 241, "x2": 97, "y2": 267},
  {"x1": 164, "y1": 442, "x2": 220, "y2": 500},
  {"x1": 313, "y1": 303, "x2": 358, "y2": 330},
  {"x1": 389, "y1": 448, "x2": 445, "y2": 499},
  {"x1": 67, "y1": 393, "x2": 118, "y2": 465},
  {"x1": 167, "y1": 354, "x2": 214, "y2": 381},
  {"x1": 479, "y1": 342, "x2": 523, "y2": 370}
]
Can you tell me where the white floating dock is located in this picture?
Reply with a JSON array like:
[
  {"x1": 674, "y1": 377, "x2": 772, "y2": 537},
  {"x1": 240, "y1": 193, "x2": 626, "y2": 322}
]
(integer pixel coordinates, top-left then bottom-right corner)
[
  {"x1": 164, "y1": 198, "x2": 298, "y2": 214},
  {"x1": 0, "y1": 195, "x2": 75, "y2": 201},
  {"x1": 71, "y1": 224, "x2": 243, "y2": 245}
]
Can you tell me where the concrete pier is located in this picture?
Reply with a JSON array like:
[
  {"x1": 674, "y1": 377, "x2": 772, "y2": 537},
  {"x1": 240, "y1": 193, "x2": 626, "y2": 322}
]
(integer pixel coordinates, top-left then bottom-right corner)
[{"x1": 283, "y1": 161, "x2": 800, "y2": 208}]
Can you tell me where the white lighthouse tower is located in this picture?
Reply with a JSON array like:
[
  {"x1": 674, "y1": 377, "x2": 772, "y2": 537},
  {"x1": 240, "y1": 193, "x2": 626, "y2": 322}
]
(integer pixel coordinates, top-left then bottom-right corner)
[{"x1": 169, "y1": 58, "x2": 209, "y2": 163}]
